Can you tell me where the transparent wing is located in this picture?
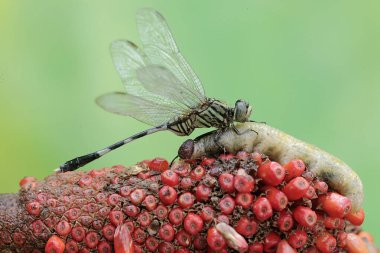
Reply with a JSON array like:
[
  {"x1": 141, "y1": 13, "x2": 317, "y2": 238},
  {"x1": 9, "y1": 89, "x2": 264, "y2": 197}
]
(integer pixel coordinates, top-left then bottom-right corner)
[
  {"x1": 96, "y1": 92, "x2": 188, "y2": 126},
  {"x1": 110, "y1": 40, "x2": 199, "y2": 110},
  {"x1": 135, "y1": 8, "x2": 205, "y2": 101},
  {"x1": 136, "y1": 65, "x2": 204, "y2": 109}
]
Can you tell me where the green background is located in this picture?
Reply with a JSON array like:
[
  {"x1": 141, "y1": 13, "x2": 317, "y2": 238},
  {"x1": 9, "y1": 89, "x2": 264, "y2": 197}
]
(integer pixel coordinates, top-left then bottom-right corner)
[{"x1": 1, "y1": 0, "x2": 379, "y2": 240}]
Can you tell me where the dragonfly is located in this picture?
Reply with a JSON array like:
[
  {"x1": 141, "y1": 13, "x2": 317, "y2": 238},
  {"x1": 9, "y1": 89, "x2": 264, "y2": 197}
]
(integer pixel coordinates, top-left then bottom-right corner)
[{"x1": 58, "y1": 8, "x2": 253, "y2": 173}]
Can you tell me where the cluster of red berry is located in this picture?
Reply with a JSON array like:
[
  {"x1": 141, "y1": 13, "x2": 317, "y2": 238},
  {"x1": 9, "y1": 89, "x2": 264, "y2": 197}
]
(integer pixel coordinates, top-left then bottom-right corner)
[{"x1": 6, "y1": 151, "x2": 371, "y2": 253}]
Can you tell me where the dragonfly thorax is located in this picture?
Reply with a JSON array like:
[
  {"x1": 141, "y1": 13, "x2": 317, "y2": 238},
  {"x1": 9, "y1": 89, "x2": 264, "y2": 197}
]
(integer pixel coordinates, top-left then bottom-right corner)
[{"x1": 233, "y1": 100, "x2": 252, "y2": 122}]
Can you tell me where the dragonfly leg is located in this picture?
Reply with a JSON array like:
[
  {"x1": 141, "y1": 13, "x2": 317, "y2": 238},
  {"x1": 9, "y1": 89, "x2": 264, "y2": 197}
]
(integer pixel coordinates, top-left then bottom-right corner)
[
  {"x1": 249, "y1": 119, "x2": 267, "y2": 124},
  {"x1": 169, "y1": 154, "x2": 179, "y2": 167},
  {"x1": 213, "y1": 129, "x2": 228, "y2": 154},
  {"x1": 232, "y1": 124, "x2": 258, "y2": 136}
]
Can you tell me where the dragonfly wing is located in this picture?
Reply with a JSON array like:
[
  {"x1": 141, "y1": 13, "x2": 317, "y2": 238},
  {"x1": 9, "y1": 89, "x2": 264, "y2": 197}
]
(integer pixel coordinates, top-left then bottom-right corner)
[
  {"x1": 136, "y1": 65, "x2": 204, "y2": 109},
  {"x1": 96, "y1": 92, "x2": 188, "y2": 126},
  {"x1": 136, "y1": 8, "x2": 206, "y2": 103},
  {"x1": 110, "y1": 40, "x2": 160, "y2": 103}
]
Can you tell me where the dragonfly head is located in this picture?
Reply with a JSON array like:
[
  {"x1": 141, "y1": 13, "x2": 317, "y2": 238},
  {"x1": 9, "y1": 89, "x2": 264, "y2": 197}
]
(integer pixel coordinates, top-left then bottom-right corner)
[{"x1": 234, "y1": 100, "x2": 252, "y2": 122}]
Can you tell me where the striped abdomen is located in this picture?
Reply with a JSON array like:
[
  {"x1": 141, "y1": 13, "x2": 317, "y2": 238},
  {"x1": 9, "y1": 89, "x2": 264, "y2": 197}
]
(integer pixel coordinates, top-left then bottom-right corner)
[{"x1": 167, "y1": 117, "x2": 196, "y2": 136}]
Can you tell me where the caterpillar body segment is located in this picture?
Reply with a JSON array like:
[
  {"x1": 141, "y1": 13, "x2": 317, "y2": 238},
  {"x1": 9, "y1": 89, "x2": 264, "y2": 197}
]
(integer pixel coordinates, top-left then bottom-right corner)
[{"x1": 178, "y1": 122, "x2": 364, "y2": 211}]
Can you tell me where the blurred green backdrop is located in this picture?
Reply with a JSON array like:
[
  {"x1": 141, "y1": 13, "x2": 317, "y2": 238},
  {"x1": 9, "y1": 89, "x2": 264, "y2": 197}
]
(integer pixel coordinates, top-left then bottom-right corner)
[{"x1": 0, "y1": 0, "x2": 379, "y2": 239}]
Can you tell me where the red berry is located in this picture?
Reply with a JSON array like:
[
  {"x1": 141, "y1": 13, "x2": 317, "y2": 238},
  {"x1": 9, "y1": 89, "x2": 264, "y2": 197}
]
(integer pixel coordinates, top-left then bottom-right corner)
[
  {"x1": 65, "y1": 240, "x2": 79, "y2": 253},
  {"x1": 124, "y1": 205, "x2": 140, "y2": 217},
  {"x1": 313, "y1": 180, "x2": 328, "y2": 194},
  {"x1": 159, "y1": 186, "x2": 178, "y2": 206},
  {"x1": 144, "y1": 195, "x2": 158, "y2": 211},
  {"x1": 257, "y1": 161, "x2": 285, "y2": 186},
  {"x1": 276, "y1": 240, "x2": 297, "y2": 253},
  {"x1": 120, "y1": 185, "x2": 131, "y2": 197},
  {"x1": 158, "y1": 242, "x2": 175, "y2": 253},
  {"x1": 201, "y1": 157, "x2": 216, "y2": 167},
  {"x1": 19, "y1": 176, "x2": 37, "y2": 188},
  {"x1": 217, "y1": 215, "x2": 230, "y2": 225},
  {"x1": 345, "y1": 208, "x2": 365, "y2": 226},
  {"x1": 45, "y1": 235, "x2": 65, "y2": 253},
  {"x1": 180, "y1": 177, "x2": 193, "y2": 189},
  {"x1": 146, "y1": 236, "x2": 159, "y2": 251},
  {"x1": 200, "y1": 206, "x2": 215, "y2": 222},
  {"x1": 219, "y1": 196, "x2": 236, "y2": 215},
  {"x1": 175, "y1": 230, "x2": 192, "y2": 247},
  {"x1": 190, "y1": 166, "x2": 205, "y2": 180},
  {"x1": 78, "y1": 174, "x2": 93, "y2": 187},
  {"x1": 288, "y1": 230, "x2": 307, "y2": 249},
  {"x1": 252, "y1": 197, "x2": 273, "y2": 221},
  {"x1": 159, "y1": 223, "x2": 175, "y2": 242},
  {"x1": 337, "y1": 231, "x2": 347, "y2": 248},
  {"x1": 251, "y1": 152, "x2": 263, "y2": 165},
  {"x1": 85, "y1": 231, "x2": 99, "y2": 249},
  {"x1": 133, "y1": 227, "x2": 147, "y2": 244},
  {"x1": 149, "y1": 158, "x2": 169, "y2": 172},
  {"x1": 71, "y1": 226, "x2": 86, "y2": 242},
  {"x1": 137, "y1": 210, "x2": 151, "y2": 227},
  {"x1": 130, "y1": 189, "x2": 146, "y2": 205},
  {"x1": 171, "y1": 161, "x2": 190, "y2": 176},
  {"x1": 134, "y1": 244, "x2": 143, "y2": 253},
  {"x1": 107, "y1": 193, "x2": 121, "y2": 205},
  {"x1": 235, "y1": 192, "x2": 254, "y2": 209},
  {"x1": 109, "y1": 210, "x2": 124, "y2": 226},
  {"x1": 161, "y1": 170, "x2": 179, "y2": 186},
  {"x1": 97, "y1": 241, "x2": 111, "y2": 253},
  {"x1": 293, "y1": 206, "x2": 317, "y2": 228},
  {"x1": 324, "y1": 216, "x2": 343, "y2": 229},
  {"x1": 13, "y1": 232, "x2": 26, "y2": 246},
  {"x1": 219, "y1": 153, "x2": 235, "y2": 160},
  {"x1": 178, "y1": 192, "x2": 195, "y2": 209},
  {"x1": 277, "y1": 211, "x2": 294, "y2": 232},
  {"x1": 195, "y1": 184, "x2": 211, "y2": 201},
  {"x1": 168, "y1": 207, "x2": 184, "y2": 225},
  {"x1": 282, "y1": 177, "x2": 310, "y2": 201},
  {"x1": 31, "y1": 220, "x2": 44, "y2": 235},
  {"x1": 207, "y1": 227, "x2": 226, "y2": 251},
  {"x1": 234, "y1": 169, "x2": 255, "y2": 193},
  {"x1": 283, "y1": 159, "x2": 305, "y2": 181},
  {"x1": 66, "y1": 208, "x2": 81, "y2": 221},
  {"x1": 316, "y1": 232, "x2": 336, "y2": 253},
  {"x1": 319, "y1": 192, "x2": 352, "y2": 218},
  {"x1": 56, "y1": 220, "x2": 71, "y2": 236},
  {"x1": 125, "y1": 221, "x2": 134, "y2": 234},
  {"x1": 194, "y1": 234, "x2": 208, "y2": 250},
  {"x1": 139, "y1": 159, "x2": 152, "y2": 168},
  {"x1": 184, "y1": 213, "x2": 204, "y2": 235},
  {"x1": 304, "y1": 185, "x2": 317, "y2": 199},
  {"x1": 236, "y1": 151, "x2": 250, "y2": 159},
  {"x1": 154, "y1": 205, "x2": 169, "y2": 219},
  {"x1": 235, "y1": 216, "x2": 258, "y2": 237},
  {"x1": 26, "y1": 201, "x2": 41, "y2": 216},
  {"x1": 263, "y1": 186, "x2": 288, "y2": 211},
  {"x1": 248, "y1": 242, "x2": 263, "y2": 253},
  {"x1": 137, "y1": 170, "x2": 154, "y2": 179},
  {"x1": 218, "y1": 173, "x2": 234, "y2": 193},
  {"x1": 263, "y1": 232, "x2": 281, "y2": 253},
  {"x1": 304, "y1": 247, "x2": 319, "y2": 253},
  {"x1": 102, "y1": 224, "x2": 115, "y2": 241}
]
